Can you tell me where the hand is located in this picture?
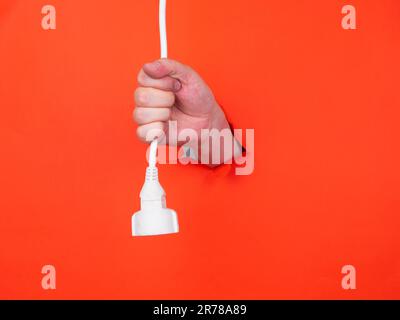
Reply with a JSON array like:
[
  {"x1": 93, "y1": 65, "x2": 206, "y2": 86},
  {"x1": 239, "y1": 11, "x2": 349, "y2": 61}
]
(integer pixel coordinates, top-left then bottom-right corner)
[{"x1": 133, "y1": 58, "x2": 240, "y2": 164}]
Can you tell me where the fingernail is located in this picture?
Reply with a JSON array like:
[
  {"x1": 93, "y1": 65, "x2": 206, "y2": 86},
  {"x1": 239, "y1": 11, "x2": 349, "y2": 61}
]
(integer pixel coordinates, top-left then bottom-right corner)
[{"x1": 174, "y1": 80, "x2": 182, "y2": 92}]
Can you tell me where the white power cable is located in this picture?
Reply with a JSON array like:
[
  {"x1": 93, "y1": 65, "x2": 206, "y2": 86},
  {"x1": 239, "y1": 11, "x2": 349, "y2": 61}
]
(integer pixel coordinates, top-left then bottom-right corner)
[
  {"x1": 159, "y1": 0, "x2": 168, "y2": 59},
  {"x1": 149, "y1": 136, "x2": 158, "y2": 168},
  {"x1": 148, "y1": 0, "x2": 168, "y2": 168},
  {"x1": 132, "y1": 0, "x2": 178, "y2": 236}
]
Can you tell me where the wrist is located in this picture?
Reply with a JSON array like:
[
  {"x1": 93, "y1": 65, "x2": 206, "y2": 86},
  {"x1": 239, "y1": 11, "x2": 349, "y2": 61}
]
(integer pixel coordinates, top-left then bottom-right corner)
[
  {"x1": 196, "y1": 104, "x2": 243, "y2": 166},
  {"x1": 209, "y1": 104, "x2": 231, "y2": 132}
]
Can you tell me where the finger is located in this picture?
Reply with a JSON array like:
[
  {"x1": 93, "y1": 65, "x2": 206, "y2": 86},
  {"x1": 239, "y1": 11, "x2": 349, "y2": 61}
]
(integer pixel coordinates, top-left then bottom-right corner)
[
  {"x1": 134, "y1": 87, "x2": 175, "y2": 108},
  {"x1": 138, "y1": 69, "x2": 182, "y2": 92},
  {"x1": 133, "y1": 107, "x2": 171, "y2": 125},
  {"x1": 143, "y1": 58, "x2": 194, "y2": 84},
  {"x1": 136, "y1": 121, "x2": 166, "y2": 144}
]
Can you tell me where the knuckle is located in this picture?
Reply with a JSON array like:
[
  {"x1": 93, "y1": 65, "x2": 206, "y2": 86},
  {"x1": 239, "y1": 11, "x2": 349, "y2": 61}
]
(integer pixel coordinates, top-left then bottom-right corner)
[
  {"x1": 137, "y1": 69, "x2": 145, "y2": 85},
  {"x1": 136, "y1": 126, "x2": 147, "y2": 142},
  {"x1": 137, "y1": 109, "x2": 156, "y2": 125},
  {"x1": 134, "y1": 88, "x2": 147, "y2": 106},
  {"x1": 133, "y1": 108, "x2": 142, "y2": 124}
]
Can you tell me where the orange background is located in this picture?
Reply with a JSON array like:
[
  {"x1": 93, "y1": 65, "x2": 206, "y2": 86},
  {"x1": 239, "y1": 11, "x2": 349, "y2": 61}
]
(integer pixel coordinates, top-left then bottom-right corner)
[{"x1": 0, "y1": 0, "x2": 399, "y2": 299}]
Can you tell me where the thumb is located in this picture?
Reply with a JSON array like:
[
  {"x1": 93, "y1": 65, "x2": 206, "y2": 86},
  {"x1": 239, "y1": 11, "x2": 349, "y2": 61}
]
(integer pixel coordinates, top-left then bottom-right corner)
[{"x1": 143, "y1": 58, "x2": 193, "y2": 84}]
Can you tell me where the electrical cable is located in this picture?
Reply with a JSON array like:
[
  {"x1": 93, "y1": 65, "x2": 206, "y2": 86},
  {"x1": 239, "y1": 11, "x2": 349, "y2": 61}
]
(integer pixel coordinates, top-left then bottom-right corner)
[{"x1": 148, "y1": 0, "x2": 168, "y2": 168}]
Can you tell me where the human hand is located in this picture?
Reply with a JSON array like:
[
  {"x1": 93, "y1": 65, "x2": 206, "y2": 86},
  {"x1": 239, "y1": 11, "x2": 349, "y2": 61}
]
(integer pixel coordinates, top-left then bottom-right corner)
[{"x1": 133, "y1": 58, "x2": 240, "y2": 164}]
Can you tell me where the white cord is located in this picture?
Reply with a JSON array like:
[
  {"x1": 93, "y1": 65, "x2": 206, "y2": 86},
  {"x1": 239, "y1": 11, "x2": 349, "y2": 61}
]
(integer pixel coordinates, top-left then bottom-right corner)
[
  {"x1": 148, "y1": 140, "x2": 158, "y2": 168},
  {"x1": 149, "y1": 138, "x2": 158, "y2": 168},
  {"x1": 159, "y1": 0, "x2": 168, "y2": 59},
  {"x1": 148, "y1": 0, "x2": 168, "y2": 168}
]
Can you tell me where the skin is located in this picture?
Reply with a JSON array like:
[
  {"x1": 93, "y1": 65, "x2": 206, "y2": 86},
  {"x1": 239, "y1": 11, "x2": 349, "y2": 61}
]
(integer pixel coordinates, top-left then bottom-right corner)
[{"x1": 133, "y1": 58, "x2": 238, "y2": 164}]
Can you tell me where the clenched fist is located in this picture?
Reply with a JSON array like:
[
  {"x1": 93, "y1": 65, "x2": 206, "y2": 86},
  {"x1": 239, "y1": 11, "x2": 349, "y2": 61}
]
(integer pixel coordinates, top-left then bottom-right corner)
[{"x1": 133, "y1": 58, "x2": 241, "y2": 164}]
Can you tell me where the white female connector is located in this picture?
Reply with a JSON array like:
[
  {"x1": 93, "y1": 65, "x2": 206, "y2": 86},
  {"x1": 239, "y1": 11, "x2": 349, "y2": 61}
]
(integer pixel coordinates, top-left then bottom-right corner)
[
  {"x1": 132, "y1": 164, "x2": 179, "y2": 236},
  {"x1": 132, "y1": 0, "x2": 179, "y2": 236}
]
